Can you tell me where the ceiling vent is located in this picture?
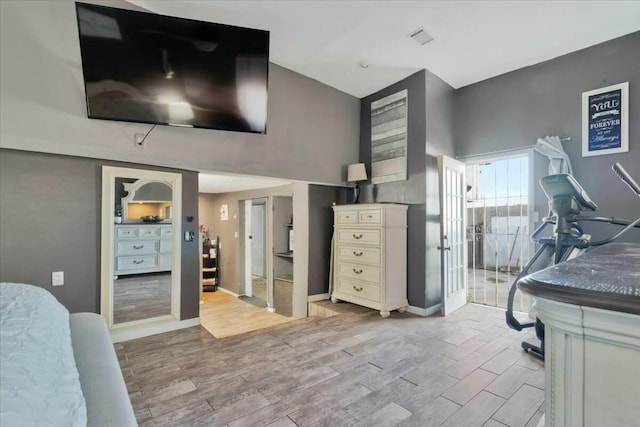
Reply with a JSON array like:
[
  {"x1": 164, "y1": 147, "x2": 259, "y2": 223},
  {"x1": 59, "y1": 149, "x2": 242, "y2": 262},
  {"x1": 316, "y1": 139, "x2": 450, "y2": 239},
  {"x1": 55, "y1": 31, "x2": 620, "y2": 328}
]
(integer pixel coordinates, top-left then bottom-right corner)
[{"x1": 409, "y1": 27, "x2": 434, "y2": 46}]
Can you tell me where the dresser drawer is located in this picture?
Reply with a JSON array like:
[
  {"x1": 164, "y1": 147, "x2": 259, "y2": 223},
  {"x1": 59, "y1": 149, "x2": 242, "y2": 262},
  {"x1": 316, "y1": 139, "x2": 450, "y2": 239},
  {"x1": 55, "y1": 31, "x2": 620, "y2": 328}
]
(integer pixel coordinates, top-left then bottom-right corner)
[
  {"x1": 116, "y1": 255, "x2": 157, "y2": 271},
  {"x1": 117, "y1": 240, "x2": 157, "y2": 256},
  {"x1": 336, "y1": 278, "x2": 380, "y2": 303},
  {"x1": 116, "y1": 227, "x2": 138, "y2": 238},
  {"x1": 336, "y1": 245, "x2": 381, "y2": 265},
  {"x1": 337, "y1": 261, "x2": 380, "y2": 283},
  {"x1": 358, "y1": 209, "x2": 382, "y2": 224},
  {"x1": 336, "y1": 210, "x2": 358, "y2": 224},
  {"x1": 158, "y1": 253, "x2": 172, "y2": 269},
  {"x1": 336, "y1": 228, "x2": 381, "y2": 246},
  {"x1": 139, "y1": 226, "x2": 161, "y2": 237},
  {"x1": 159, "y1": 239, "x2": 172, "y2": 254}
]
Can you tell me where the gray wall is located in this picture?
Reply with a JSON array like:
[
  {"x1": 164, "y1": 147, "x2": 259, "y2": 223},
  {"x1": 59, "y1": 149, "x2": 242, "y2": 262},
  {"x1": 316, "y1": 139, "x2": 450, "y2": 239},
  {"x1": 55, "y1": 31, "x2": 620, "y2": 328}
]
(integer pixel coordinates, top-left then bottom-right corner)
[
  {"x1": 0, "y1": 149, "x2": 200, "y2": 318},
  {"x1": 359, "y1": 69, "x2": 455, "y2": 309},
  {"x1": 0, "y1": 0, "x2": 361, "y2": 317},
  {"x1": 180, "y1": 172, "x2": 201, "y2": 320},
  {"x1": 424, "y1": 71, "x2": 455, "y2": 308},
  {"x1": 359, "y1": 70, "x2": 428, "y2": 308},
  {"x1": 199, "y1": 186, "x2": 294, "y2": 295},
  {"x1": 200, "y1": 184, "x2": 346, "y2": 297},
  {"x1": 308, "y1": 184, "x2": 349, "y2": 296},
  {"x1": 455, "y1": 32, "x2": 640, "y2": 242},
  {"x1": 0, "y1": 0, "x2": 360, "y2": 185}
]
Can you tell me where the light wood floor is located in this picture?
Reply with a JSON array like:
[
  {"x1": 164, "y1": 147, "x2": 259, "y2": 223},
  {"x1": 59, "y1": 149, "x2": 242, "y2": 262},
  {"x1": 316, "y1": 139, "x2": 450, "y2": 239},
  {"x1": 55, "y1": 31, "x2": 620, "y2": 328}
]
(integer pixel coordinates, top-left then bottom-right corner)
[
  {"x1": 199, "y1": 290, "x2": 289, "y2": 338},
  {"x1": 252, "y1": 275, "x2": 268, "y2": 303},
  {"x1": 116, "y1": 302, "x2": 545, "y2": 426}
]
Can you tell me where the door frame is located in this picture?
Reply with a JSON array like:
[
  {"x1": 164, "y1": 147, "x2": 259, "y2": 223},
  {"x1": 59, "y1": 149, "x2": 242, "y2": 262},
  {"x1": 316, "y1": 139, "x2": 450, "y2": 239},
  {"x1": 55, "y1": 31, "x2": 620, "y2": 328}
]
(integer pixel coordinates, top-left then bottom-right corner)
[
  {"x1": 251, "y1": 200, "x2": 267, "y2": 278},
  {"x1": 462, "y1": 148, "x2": 536, "y2": 311},
  {"x1": 243, "y1": 197, "x2": 268, "y2": 299},
  {"x1": 243, "y1": 200, "x2": 253, "y2": 297}
]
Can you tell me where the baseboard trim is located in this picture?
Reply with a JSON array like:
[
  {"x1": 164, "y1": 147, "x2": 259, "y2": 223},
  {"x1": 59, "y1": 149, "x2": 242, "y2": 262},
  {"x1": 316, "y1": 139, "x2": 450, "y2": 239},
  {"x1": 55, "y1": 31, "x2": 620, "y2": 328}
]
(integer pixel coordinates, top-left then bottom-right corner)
[
  {"x1": 216, "y1": 287, "x2": 240, "y2": 297},
  {"x1": 308, "y1": 293, "x2": 329, "y2": 302},
  {"x1": 111, "y1": 317, "x2": 200, "y2": 343},
  {"x1": 426, "y1": 303, "x2": 442, "y2": 316},
  {"x1": 406, "y1": 303, "x2": 442, "y2": 317},
  {"x1": 406, "y1": 305, "x2": 427, "y2": 316}
]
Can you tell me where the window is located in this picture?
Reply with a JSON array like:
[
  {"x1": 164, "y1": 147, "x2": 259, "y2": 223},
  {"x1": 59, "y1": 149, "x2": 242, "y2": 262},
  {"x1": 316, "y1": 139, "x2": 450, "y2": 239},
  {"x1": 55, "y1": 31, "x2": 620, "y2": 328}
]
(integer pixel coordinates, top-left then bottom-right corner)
[{"x1": 466, "y1": 153, "x2": 532, "y2": 312}]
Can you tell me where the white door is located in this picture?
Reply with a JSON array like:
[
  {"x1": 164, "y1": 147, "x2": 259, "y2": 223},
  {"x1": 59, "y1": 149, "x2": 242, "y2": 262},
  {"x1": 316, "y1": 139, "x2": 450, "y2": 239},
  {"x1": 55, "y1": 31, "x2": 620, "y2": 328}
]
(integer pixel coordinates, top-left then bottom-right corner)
[
  {"x1": 439, "y1": 155, "x2": 468, "y2": 315},
  {"x1": 251, "y1": 202, "x2": 266, "y2": 276},
  {"x1": 244, "y1": 201, "x2": 253, "y2": 297}
]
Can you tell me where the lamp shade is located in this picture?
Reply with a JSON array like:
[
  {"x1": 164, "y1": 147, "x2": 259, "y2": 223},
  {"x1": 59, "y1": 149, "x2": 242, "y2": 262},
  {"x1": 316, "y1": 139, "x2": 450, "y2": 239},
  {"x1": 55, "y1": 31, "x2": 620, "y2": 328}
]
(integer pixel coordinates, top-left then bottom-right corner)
[{"x1": 347, "y1": 163, "x2": 367, "y2": 182}]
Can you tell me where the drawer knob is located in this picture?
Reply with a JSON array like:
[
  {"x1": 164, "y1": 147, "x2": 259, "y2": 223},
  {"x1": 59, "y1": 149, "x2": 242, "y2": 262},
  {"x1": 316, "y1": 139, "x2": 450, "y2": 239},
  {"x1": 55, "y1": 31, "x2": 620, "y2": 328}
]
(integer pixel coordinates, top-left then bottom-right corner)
[
  {"x1": 353, "y1": 285, "x2": 363, "y2": 292},
  {"x1": 345, "y1": 215, "x2": 350, "y2": 219},
  {"x1": 353, "y1": 234, "x2": 363, "y2": 239},
  {"x1": 353, "y1": 251, "x2": 363, "y2": 257},
  {"x1": 367, "y1": 215, "x2": 373, "y2": 218},
  {"x1": 133, "y1": 260, "x2": 144, "y2": 265},
  {"x1": 353, "y1": 268, "x2": 363, "y2": 274},
  {"x1": 133, "y1": 245, "x2": 144, "y2": 250}
]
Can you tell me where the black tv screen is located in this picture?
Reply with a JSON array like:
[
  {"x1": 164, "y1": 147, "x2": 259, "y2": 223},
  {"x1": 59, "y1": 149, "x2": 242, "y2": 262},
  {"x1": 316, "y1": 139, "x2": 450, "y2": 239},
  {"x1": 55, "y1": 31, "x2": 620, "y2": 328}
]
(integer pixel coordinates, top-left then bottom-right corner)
[{"x1": 75, "y1": 3, "x2": 269, "y2": 133}]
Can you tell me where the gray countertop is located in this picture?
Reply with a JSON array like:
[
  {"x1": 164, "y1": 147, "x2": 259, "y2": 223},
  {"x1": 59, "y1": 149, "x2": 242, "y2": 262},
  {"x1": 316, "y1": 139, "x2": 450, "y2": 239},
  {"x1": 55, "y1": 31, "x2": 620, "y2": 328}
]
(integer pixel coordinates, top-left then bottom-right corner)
[{"x1": 518, "y1": 243, "x2": 640, "y2": 315}]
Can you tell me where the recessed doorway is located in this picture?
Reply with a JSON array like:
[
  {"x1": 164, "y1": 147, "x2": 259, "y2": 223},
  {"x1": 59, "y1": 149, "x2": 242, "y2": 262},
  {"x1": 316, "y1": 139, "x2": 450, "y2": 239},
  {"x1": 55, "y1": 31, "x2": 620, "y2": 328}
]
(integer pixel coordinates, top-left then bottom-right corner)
[{"x1": 245, "y1": 198, "x2": 268, "y2": 307}]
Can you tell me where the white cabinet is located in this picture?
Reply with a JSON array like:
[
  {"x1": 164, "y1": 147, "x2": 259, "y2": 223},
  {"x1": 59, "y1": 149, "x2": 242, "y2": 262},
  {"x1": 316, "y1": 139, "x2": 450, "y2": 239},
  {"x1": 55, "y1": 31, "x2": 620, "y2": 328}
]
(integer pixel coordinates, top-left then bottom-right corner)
[
  {"x1": 331, "y1": 204, "x2": 408, "y2": 318},
  {"x1": 533, "y1": 298, "x2": 640, "y2": 427},
  {"x1": 114, "y1": 224, "x2": 172, "y2": 276}
]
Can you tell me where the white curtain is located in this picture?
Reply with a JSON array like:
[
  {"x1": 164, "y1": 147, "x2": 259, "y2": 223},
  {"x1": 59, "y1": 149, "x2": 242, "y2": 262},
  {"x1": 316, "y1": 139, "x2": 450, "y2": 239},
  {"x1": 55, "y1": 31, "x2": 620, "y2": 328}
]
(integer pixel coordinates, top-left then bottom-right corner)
[{"x1": 534, "y1": 136, "x2": 572, "y2": 175}]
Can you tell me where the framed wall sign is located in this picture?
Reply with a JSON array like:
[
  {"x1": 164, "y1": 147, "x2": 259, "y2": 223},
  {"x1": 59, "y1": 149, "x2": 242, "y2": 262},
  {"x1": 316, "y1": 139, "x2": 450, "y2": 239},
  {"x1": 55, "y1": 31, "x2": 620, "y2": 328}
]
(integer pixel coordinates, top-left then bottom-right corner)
[
  {"x1": 582, "y1": 82, "x2": 629, "y2": 157},
  {"x1": 371, "y1": 89, "x2": 408, "y2": 184}
]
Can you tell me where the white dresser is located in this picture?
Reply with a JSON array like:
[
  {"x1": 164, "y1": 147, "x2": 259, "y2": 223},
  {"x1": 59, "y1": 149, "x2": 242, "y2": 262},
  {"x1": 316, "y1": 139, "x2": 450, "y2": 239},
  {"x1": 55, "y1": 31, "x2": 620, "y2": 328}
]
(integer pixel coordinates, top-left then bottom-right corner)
[
  {"x1": 331, "y1": 204, "x2": 408, "y2": 318},
  {"x1": 114, "y1": 224, "x2": 172, "y2": 276}
]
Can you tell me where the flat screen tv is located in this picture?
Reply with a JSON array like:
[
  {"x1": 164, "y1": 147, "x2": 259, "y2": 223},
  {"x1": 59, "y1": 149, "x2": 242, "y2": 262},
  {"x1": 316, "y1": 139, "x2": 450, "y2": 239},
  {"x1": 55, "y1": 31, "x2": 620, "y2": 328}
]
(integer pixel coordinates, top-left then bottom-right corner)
[{"x1": 75, "y1": 2, "x2": 269, "y2": 134}]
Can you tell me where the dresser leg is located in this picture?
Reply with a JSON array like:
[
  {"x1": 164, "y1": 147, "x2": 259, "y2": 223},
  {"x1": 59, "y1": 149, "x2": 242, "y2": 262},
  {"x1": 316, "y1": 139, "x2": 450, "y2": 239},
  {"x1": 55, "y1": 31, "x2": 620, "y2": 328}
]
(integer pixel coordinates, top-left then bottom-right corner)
[
  {"x1": 331, "y1": 296, "x2": 338, "y2": 304},
  {"x1": 397, "y1": 307, "x2": 406, "y2": 313},
  {"x1": 380, "y1": 311, "x2": 390, "y2": 318}
]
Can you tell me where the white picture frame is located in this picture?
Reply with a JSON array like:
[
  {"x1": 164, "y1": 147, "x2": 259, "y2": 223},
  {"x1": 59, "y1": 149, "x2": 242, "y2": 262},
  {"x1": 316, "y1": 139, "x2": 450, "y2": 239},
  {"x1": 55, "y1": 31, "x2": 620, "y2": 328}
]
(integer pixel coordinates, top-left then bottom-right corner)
[
  {"x1": 220, "y1": 203, "x2": 229, "y2": 221},
  {"x1": 582, "y1": 82, "x2": 629, "y2": 157}
]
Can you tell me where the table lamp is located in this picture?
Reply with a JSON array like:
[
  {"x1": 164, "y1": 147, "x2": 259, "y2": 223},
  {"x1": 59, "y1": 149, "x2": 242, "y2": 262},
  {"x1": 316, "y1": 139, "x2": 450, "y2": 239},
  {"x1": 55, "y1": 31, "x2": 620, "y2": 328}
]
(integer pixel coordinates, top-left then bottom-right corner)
[{"x1": 347, "y1": 163, "x2": 367, "y2": 203}]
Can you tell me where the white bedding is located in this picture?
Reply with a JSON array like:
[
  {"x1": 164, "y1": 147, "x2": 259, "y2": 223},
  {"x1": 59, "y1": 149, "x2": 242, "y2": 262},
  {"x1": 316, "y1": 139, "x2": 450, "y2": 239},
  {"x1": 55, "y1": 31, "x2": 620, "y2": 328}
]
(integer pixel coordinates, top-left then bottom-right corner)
[{"x1": 0, "y1": 283, "x2": 87, "y2": 427}]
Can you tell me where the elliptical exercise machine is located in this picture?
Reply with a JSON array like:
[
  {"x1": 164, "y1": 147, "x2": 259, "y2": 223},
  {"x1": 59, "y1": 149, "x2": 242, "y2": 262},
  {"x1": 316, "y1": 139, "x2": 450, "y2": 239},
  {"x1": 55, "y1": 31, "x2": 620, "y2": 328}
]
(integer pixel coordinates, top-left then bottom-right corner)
[{"x1": 505, "y1": 163, "x2": 640, "y2": 360}]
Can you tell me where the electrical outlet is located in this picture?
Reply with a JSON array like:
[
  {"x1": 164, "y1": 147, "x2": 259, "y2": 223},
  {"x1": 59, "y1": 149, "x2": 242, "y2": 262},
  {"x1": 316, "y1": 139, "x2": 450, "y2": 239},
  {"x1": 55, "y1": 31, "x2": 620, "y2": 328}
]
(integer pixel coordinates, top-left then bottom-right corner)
[
  {"x1": 134, "y1": 133, "x2": 146, "y2": 148},
  {"x1": 52, "y1": 271, "x2": 64, "y2": 287}
]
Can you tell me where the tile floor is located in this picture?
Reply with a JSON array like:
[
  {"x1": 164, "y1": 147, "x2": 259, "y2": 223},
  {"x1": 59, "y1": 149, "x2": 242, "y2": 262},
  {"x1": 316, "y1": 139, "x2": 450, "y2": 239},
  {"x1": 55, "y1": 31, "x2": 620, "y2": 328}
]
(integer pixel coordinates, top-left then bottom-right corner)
[
  {"x1": 468, "y1": 268, "x2": 532, "y2": 314},
  {"x1": 252, "y1": 275, "x2": 268, "y2": 304},
  {"x1": 116, "y1": 302, "x2": 545, "y2": 427},
  {"x1": 113, "y1": 272, "x2": 172, "y2": 323}
]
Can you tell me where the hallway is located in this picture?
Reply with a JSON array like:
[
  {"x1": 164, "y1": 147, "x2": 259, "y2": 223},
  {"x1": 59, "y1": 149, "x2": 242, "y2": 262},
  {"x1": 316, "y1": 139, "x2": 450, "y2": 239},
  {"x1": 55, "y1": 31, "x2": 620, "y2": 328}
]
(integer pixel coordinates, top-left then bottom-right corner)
[{"x1": 199, "y1": 290, "x2": 290, "y2": 338}]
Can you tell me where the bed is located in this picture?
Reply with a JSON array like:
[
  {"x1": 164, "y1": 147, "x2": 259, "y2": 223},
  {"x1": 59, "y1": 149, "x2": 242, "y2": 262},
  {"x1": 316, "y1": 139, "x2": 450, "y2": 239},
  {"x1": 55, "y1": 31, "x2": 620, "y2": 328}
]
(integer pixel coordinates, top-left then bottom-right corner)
[{"x1": 0, "y1": 282, "x2": 137, "y2": 426}]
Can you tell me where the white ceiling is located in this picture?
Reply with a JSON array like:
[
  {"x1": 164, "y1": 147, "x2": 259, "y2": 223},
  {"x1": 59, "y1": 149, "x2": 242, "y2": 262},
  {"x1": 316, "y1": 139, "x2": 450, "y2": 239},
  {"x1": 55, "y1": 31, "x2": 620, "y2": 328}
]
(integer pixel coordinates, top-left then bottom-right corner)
[
  {"x1": 128, "y1": 0, "x2": 640, "y2": 193},
  {"x1": 129, "y1": 0, "x2": 640, "y2": 98},
  {"x1": 198, "y1": 171, "x2": 292, "y2": 194}
]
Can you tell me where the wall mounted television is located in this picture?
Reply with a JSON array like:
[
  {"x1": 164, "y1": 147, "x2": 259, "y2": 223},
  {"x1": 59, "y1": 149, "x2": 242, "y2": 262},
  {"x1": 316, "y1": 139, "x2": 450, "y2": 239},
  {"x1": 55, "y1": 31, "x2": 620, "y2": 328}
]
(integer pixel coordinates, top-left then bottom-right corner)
[{"x1": 75, "y1": 2, "x2": 269, "y2": 134}]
